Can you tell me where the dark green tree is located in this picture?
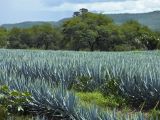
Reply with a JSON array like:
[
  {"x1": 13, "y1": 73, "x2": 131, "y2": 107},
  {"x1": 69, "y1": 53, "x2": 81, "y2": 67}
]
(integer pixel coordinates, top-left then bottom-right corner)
[
  {"x1": 96, "y1": 24, "x2": 125, "y2": 51},
  {"x1": 0, "y1": 27, "x2": 8, "y2": 48},
  {"x1": 7, "y1": 28, "x2": 22, "y2": 49},
  {"x1": 62, "y1": 11, "x2": 113, "y2": 51},
  {"x1": 28, "y1": 24, "x2": 62, "y2": 50}
]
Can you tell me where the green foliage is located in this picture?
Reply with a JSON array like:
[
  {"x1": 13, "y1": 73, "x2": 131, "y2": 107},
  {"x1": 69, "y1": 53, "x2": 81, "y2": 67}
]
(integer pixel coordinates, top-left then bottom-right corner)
[
  {"x1": 62, "y1": 11, "x2": 113, "y2": 51},
  {"x1": 96, "y1": 24, "x2": 125, "y2": 51},
  {"x1": 73, "y1": 75, "x2": 93, "y2": 92},
  {"x1": 149, "y1": 110, "x2": 160, "y2": 120},
  {"x1": 6, "y1": 24, "x2": 62, "y2": 50},
  {"x1": 100, "y1": 78, "x2": 121, "y2": 97},
  {"x1": 7, "y1": 28, "x2": 22, "y2": 49},
  {"x1": 0, "y1": 27, "x2": 8, "y2": 48},
  {"x1": 0, "y1": 9, "x2": 160, "y2": 51},
  {"x1": 77, "y1": 92, "x2": 125, "y2": 109},
  {"x1": 0, "y1": 85, "x2": 32, "y2": 115},
  {"x1": 112, "y1": 44, "x2": 136, "y2": 51},
  {"x1": 62, "y1": 10, "x2": 160, "y2": 51}
]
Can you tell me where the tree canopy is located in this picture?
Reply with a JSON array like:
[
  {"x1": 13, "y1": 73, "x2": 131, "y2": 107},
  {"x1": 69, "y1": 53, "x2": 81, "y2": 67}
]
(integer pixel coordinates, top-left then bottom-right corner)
[{"x1": 0, "y1": 9, "x2": 160, "y2": 51}]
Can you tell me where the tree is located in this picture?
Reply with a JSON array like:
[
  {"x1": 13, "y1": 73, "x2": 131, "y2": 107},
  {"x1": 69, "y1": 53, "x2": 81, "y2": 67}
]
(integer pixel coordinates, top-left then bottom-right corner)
[
  {"x1": 7, "y1": 28, "x2": 22, "y2": 49},
  {"x1": 30, "y1": 24, "x2": 62, "y2": 50},
  {"x1": 6, "y1": 24, "x2": 62, "y2": 50},
  {"x1": 137, "y1": 33, "x2": 160, "y2": 50},
  {"x1": 80, "y1": 8, "x2": 88, "y2": 14},
  {"x1": 73, "y1": 12, "x2": 81, "y2": 17},
  {"x1": 0, "y1": 27, "x2": 8, "y2": 48},
  {"x1": 96, "y1": 24, "x2": 125, "y2": 51},
  {"x1": 121, "y1": 20, "x2": 153, "y2": 50},
  {"x1": 7, "y1": 28, "x2": 31, "y2": 49},
  {"x1": 80, "y1": 29, "x2": 98, "y2": 51},
  {"x1": 73, "y1": 8, "x2": 88, "y2": 17},
  {"x1": 3, "y1": 9, "x2": 160, "y2": 51},
  {"x1": 19, "y1": 29, "x2": 32, "y2": 48},
  {"x1": 62, "y1": 10, "x2": 113, "y2": 51}
]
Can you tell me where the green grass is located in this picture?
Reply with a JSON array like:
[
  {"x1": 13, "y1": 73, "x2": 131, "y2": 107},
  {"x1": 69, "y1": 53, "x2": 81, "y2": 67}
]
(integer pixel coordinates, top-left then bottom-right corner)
[
  {"x1": 148, "y1": 109, "x2": 160, "y2": 119},
  {"x1": 76, "y1": 92, "x2": 125, "y2": 109}
]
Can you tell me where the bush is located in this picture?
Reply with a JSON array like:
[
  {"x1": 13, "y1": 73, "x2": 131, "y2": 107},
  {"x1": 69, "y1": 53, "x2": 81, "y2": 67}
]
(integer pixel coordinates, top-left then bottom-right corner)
[
  {"x1": 100, "y1": 78, "x2": 121, "y2": 96},
  {"x1": 112, "y1": 44, "x2": 136, "y2": 51},
  {"x1": 76, "y1": 92, "x2": 125, "y2": 109},
  {"x1": 149, "y1": 109, "x2": 160, "y2": 120},
  {"x1": 72, "y1": 75, "x2": 93, "y2": 92},
  {"x1": 0, "y1": 85, "x2": 32, "y2": 115}
]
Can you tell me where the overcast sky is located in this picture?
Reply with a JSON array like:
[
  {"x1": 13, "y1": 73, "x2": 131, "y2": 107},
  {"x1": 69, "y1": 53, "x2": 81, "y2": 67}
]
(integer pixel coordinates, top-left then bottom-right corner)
[{"x1": 0, "y1": 0, "x2": 160, "y2": 25}]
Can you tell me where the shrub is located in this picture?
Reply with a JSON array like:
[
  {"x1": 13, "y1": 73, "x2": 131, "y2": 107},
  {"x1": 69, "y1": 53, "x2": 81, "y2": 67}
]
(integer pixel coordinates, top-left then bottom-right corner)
[
  {"x1": 100, "y1": 78, "x2": 121, "y2": 96},
  {"x1": 149, "y1": 109, "x2": 160, "y2": 120},
  {"x1": 0, "y1": 85, "x2": 32, "y2": 115},
  {"x1": 72, "y1": 75, "x2": 93, "y2": 92},
  {"x1": 112, "y1": 44, "x2": 136, "y2": 51},
  {"x1": 76, "y1": 92, "x2": 125, "y2": 109}
]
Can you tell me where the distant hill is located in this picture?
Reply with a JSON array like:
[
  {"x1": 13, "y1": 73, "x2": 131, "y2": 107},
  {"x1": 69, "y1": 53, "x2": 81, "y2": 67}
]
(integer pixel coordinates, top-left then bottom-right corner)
[
  {"x1": 107, "y1": 11, "x2": 160, "y2": 31},
  {"x1": 0, "y1": 19, "x2": 67, "y2": 29},
  {"x1": 1, "y1": 21, "x2": 56, "y2": 29},
  {"x1": 1, "y1": 11, "x2": 160, "y2": 31}
]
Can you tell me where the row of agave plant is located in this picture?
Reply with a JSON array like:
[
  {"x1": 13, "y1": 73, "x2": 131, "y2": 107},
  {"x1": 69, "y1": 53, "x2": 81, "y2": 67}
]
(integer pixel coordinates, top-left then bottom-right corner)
[
  {"x1": 0, "y1": 76, "x2": 150, "y2": 120},
  {"x1": 0, "y1": 49, "x2": 160, "y2": 119},
  {"x1": 1, "y1": 75, "x2": 148, "y2": 120}
]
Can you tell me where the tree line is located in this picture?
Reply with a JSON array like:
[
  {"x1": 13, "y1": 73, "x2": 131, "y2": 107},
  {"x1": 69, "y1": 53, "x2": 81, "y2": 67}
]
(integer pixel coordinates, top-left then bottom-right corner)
[{"x1": 0, "y1": 9, "x2": 160, "y2": 51}]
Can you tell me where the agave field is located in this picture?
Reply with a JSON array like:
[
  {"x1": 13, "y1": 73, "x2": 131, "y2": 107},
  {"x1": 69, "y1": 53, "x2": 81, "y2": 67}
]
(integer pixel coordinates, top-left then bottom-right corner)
[{"x1": 0, "y1": 49, "x2": 160, "y2": 120}]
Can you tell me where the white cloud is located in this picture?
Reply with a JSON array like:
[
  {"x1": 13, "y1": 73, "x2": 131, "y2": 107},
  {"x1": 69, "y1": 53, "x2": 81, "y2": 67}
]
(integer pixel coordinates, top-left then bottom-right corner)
[
  {"x1": 0, "y1": 0, "x2": 160, "y2": 24},
  {"x1": 45, "y1": 0, "x2": 160, "y2": 13}
]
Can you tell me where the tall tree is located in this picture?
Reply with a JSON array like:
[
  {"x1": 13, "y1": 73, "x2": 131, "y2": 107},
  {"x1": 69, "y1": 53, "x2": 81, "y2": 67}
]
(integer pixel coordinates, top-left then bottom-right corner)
[
  {"x1": 7, "y1": 28, "x2": 22, "y2": 49},
  {"x1": 62, "y1": 10, "x2": 113, "y2": 51},
  {"x1": 0, "y1": 27, "x2": 8, "y2": 48},
  {"x1": 96, "y1": 24, "x2": 125, "y2": 51},
  {"x1": 31, "y1": 24, "x2": 62, "y2": 50}
]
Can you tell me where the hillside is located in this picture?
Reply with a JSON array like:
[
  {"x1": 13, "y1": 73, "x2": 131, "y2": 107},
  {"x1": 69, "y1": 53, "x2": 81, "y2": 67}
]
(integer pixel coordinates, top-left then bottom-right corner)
[
  {"x1": 1, "y1": 21, "x2": 56, "y2": 29},
  {"x1": 1, "y1": 11, "x2": 160, "y2": 31},
  {"x1": 107, "y1": 11, "x2": 160, "y2": 31}
]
